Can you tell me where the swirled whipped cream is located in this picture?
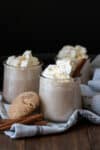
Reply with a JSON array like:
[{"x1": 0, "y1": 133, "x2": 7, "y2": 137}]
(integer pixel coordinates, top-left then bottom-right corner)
[
  {"x1": 56, "y1": 59, "x2": 72, "y2": 75},
  {"x1": 56, "y1": 58, "x2": 77, "y2": 73},
  {"x1": 6, "y1": 50, "x2": 39, "y2": 67},
  {"x1": 42, "y1": 61, "x2": 73, "y2": 82},
  {"x1": 57, "y1": 45, "x2": 88, "y2": 60}
]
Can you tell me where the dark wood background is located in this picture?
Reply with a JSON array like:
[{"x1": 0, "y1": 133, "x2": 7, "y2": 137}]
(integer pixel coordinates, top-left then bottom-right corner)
[
  {"x1": 0, "y1": 1, "x2": 100, "y2": 55},
  {"x1": 0, "y1": 1, "x2": 100, "y2": 88}
]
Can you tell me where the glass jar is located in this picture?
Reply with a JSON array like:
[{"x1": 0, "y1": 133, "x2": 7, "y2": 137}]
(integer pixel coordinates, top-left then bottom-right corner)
[
  {"x1": 39, "y1": 76, "x2": 81, "y2": 122},
  {"x1": 3, "y1": 62, "x2": 42, "y2": 103}
]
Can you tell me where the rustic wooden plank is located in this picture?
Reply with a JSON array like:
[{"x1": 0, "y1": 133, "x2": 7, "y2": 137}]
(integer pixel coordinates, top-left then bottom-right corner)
[
  {"x1": 0, "y1": 123, "x2": 98, "y2": 150},
  {"x1": 88, "y1": 124, "x2": 100, "y2": 150},
  {"x1": 75, "y1": 122, "x2": 91, "y2": 150},
  {"x1": 25, "y1": 123, "x2": 91, "y2": 150},
  {"x1": 0, "y1": 133, "x2": 25, "y2": 150}
]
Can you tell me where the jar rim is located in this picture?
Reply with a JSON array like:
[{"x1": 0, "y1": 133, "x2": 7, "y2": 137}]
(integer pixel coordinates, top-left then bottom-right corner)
[{"x1": 40, "y1": 74, "x2": 80, "y2": 82}]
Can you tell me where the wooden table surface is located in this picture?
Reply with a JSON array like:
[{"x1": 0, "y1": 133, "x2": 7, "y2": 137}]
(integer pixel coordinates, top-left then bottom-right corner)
[{"x1": 0, "y1": 121, "x2": 100, "y2": 150}]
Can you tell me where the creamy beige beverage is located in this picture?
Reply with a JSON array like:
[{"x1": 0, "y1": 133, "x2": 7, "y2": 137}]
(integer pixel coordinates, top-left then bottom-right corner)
[
  {"x1": 39, "y1": 64, "x2": 81, "y2": 122},
  {"x1": 3, "y1": 51, "x2": 42, "y2": 103}
]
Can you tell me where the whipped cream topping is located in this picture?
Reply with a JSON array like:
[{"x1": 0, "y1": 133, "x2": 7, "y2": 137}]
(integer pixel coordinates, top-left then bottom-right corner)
[
  {"x1": 6, "y1": 51, "x2": 39, "y2": 67},
  {"x1": 42, "y1": 64, "x2": 73, "y2": 82},
  {"x1": 56, "y1": 59, "x2": 72, "y2": 75},
  {"x1": 57, "y1": 45, "x2": 88, "y2": 60},
  {"x1": 56, "y1": 58, "x2": 78, "y2": 73}
]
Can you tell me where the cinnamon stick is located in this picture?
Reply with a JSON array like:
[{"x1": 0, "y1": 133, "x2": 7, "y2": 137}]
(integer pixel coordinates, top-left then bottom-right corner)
[
  {"x1": 0, "y1": 120, "x2": 48, "y2": 131},
  {"x1": 0, "y1": 119, "x2": 48, "y2": 126},
  {"x1": 0, "y1": 114, "x2": 43, "y2": 131},
  {"x1": 72, "y1": 59, "x2": 86, "y2": 77},
  {"x1": 0, "y1": 119, "x2": 9, "y2": 124},
  {"x1": 33, "y1": 120, "x2": 48, "y2": 126}
]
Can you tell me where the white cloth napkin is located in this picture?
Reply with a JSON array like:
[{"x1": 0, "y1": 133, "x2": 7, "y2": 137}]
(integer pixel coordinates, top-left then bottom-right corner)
[{"x1": 0, "y1": 95, "x2": 100, "y2": 139}]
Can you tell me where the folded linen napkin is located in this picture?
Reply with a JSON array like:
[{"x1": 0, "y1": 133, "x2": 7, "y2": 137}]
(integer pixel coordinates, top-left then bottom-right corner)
[{"x1": 0, "y1": 95, "x2": 100, "y2": 139}]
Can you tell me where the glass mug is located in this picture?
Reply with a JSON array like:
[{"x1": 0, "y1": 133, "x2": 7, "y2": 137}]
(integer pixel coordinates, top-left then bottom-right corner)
[
  {"x1": 3, "y1": 62, "x2": 42, "y2": 103},
  {"x1": 39, "y1": 76, "x2": 81, "y2": 122}
]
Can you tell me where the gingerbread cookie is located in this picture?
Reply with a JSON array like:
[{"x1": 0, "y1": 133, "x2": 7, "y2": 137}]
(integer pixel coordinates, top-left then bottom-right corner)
[{"x1": 8, "y1": 91, "x2": 40, "y2": 119}]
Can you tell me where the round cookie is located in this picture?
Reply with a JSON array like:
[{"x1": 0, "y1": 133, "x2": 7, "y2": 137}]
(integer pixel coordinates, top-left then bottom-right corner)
[{"x1": 8, "y1": 91, "x2": 40, "y2": 119}]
